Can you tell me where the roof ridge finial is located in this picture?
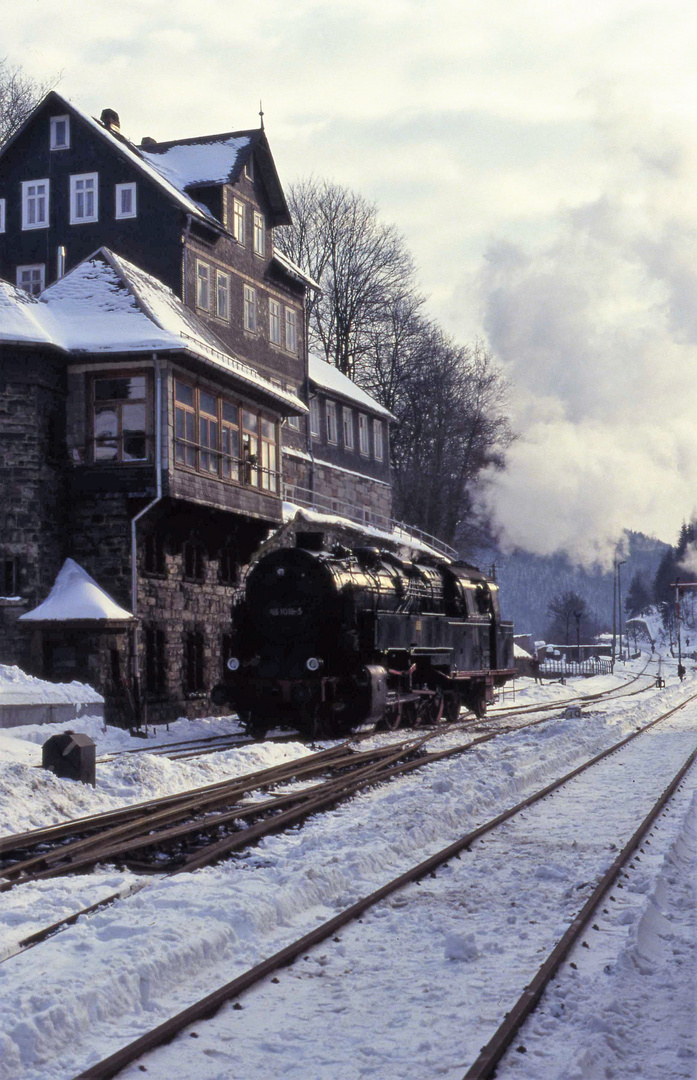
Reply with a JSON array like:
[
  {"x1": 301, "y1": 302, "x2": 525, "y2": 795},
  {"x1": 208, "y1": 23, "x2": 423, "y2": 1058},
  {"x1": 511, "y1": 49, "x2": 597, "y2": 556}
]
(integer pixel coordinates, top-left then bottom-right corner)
[{"x1": 259, "y1": 100, "x2": 265, "y2": 130}]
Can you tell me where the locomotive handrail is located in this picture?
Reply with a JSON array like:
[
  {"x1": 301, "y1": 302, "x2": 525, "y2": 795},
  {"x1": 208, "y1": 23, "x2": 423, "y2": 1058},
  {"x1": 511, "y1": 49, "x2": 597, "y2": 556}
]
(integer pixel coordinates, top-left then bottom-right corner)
[{"x1": 283, "y1": 483, "x2": 458, "y2": 560}]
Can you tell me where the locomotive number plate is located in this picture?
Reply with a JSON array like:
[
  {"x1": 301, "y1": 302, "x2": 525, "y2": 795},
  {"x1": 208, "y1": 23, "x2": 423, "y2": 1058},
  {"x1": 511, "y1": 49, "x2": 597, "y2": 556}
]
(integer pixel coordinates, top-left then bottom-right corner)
[{"x1": 269, "y1": 607, "x2": 303, "y2": 616}]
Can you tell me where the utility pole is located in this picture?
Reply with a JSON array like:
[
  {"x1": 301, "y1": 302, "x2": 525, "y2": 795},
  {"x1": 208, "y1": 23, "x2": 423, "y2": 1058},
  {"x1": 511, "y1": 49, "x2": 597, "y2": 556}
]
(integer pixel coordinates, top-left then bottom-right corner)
[{"x1": 617, "y1": 560, "x2": 626, "y2": 661}]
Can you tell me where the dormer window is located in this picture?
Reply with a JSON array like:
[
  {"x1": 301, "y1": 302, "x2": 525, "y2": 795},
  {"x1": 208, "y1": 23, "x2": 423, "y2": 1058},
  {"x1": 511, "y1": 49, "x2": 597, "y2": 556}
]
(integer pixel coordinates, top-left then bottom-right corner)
[
  {"x1": 70, "y1": 173, "x2": 98, "y2": 224},
  {"x1": 115, "y1": 183, "x2": 137, "y2": 219},
  {"x1": 21, "y1": 180, "x2": 49, "y2": 230},
  {"x1": 245, "y1": 155, "x2": 254, "y2": 181},
  {"x1": 50, "y1": 115, "x2": 70, "y2": 150}
]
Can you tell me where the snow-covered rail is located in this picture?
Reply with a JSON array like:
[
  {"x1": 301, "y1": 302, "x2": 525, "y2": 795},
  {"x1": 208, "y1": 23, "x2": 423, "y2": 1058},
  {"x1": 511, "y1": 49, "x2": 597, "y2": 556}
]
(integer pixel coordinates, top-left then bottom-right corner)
[{"x1": 70, "y1": 690, "x2": 697, "y2": 1080}]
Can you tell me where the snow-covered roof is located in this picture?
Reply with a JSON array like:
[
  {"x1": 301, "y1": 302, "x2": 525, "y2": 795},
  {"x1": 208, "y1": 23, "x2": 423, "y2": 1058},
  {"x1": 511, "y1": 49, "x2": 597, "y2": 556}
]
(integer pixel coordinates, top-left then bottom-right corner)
[
  {"x1": 0, "y1": 250, "x2": 307, "y2": 416},
  {"x1": 272, "y1": 249, "x2": 322, "y2": 292},
  {"x1": 309, "y1": 355, "x2": 396, "y2": 421},
  {"x1": 19, "y1": 559, "x2": 134, "y2": 622},
  {"x1": 139, "y1": 134, "x2": 253, "y2": 190}
]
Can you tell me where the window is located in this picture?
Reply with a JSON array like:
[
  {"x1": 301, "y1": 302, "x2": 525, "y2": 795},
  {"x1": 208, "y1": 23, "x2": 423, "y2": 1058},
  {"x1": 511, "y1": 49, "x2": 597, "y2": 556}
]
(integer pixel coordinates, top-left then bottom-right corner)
[
  {"x1": 373, "y1": 419, "x2": 384, "y2": 461},
  {"x1": 260, "y1": 416, "x2": 278, "y2": 492},
  {"x1": 285, "y1": 308, "x2": 298, "y2": 353},
  {"x1": 244, "y1": 285, "x2": 257, "y2": 332},
  {"x1": 326, "y1": 400, "x2": 338, "y2": 444},
  {"x1": 50, "y1": 115, "x2": 70, "y2": 150},
  {"x1": 359, "y1": 413, "x2": 369, "y2": 455},
  {"x1": 0, "y1": 199, "x2": 5, "y2": 233},
  {"x1": 21, "y1": 180, "x2": 49, "y2": 230},
  {"x1": 216, "y1": 271, "x2": 230, "y2": 321},
  {"x1": 70, "y1": 173, "x2": 98, "y2": 224},
  {"x1": 115, "y1": 183, "x2": 137, "y2": 219},
  {"x1": 2, "y1": 557, "x2": 19, "y2": 597},
  {"x1": 183, "y1": 539, "x2": 205, "y2": 581},
  {"x1": 175, "y1": 381, "x2": 196, "y2": 468},
  {"x1": 242, "y1": 409, "x2": 259, "y2": 487},
  {"x1": 174, "y1": 380, "x2": 276, "y2": 491},
  {"x1": 287, "y1": 386, "x2": 300, "y2": 431},
  {"x1": 269, "y1": 299, "x2": 281, "y2": 344},
  {"x1": 198, "y1": 389, "x2": 219, "y2": 474},
  {"x1": 253, "y1": 211, "x2": 264, "y2": 256},
  {"x1": 93, "y1": 376, "x2": 148, "y2": 462},
  {"x1": 233, "y1": 198, "x2": 245, "y2": 244},
  {"x1": 144, "y1": 533, "x2": 166, "y2": 575},
  {"x1": 219, "y1": 546, "x2": 237, "y2": 585},
  {"x1": 16, "y1": 264, "x2": 45, "y2": 296},
  {"x1": 343, "y1": 407, "x2": 354, "y2": 450},
  {"x1": 183, "y1": 630, "x2": 205, "y2": 695},
  {"x1": 245, "y1": 155, "x2": 254, "y2": 181},
  {"x1": 310, "y1": 397, "x2": 320, "y2": 436},
  {"x1": 196, "y1": 261, "x2": 210, "y2": 311},
  {"x1": 144, "y1": 625, "x2": 167, "y2": 696}
]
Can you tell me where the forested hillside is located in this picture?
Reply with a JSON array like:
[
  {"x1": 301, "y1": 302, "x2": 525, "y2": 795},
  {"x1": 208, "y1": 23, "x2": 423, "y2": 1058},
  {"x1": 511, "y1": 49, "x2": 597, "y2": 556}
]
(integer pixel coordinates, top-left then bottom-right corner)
[{"x1": 474, "y1": 531, "x2": 669, "y2": 640}]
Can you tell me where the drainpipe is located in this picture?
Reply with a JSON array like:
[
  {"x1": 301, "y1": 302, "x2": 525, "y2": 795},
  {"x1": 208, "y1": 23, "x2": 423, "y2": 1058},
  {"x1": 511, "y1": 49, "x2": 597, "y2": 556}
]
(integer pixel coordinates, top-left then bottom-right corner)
[
  {"x1": 304, "y1": 292, "x2": 315, "y2": 504},
  {"x1": 130, "y1": 355, "x2": 163, "y2": 726}
]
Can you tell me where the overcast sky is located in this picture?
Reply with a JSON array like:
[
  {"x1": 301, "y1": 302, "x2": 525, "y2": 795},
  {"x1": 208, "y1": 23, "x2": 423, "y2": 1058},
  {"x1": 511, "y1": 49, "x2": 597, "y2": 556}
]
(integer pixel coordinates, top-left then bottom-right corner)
[{"x1": 5, "y1": 0, "x2": 697, "y2": 565}]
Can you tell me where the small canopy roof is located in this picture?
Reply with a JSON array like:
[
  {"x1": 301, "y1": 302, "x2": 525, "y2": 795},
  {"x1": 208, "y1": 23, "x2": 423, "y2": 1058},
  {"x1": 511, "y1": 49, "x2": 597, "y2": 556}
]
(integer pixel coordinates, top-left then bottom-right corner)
[{"x1": 19, "y1": 559, "x2": 134, "y2": 623}]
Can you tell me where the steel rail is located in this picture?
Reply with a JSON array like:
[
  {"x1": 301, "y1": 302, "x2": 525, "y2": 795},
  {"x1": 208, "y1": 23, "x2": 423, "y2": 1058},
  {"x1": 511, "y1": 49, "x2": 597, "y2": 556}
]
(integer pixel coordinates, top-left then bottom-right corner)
[
  {"x1": 71, "y1": 689, "x2": 697, "y2": 1080},
  {"x1": 463, "y1": 742, "x2": 697, "y2": 1079}
]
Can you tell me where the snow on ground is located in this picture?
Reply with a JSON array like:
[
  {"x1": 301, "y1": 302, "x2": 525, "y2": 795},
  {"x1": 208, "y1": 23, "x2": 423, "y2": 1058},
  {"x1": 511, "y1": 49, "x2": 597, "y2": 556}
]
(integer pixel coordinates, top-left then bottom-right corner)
[
  {"x1": 0, "y1": 653, "x2": 695, "y2": 1078},
  {"x1": 0, "y1": 664, "x2": 102, "y2": 707}
]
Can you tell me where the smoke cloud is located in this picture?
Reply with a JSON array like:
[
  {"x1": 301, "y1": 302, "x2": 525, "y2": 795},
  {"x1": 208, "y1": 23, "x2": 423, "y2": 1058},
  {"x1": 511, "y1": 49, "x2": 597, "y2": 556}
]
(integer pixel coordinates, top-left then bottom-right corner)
[{"x1": 478, "y1": 95, "x2": 697, "y2": 568}]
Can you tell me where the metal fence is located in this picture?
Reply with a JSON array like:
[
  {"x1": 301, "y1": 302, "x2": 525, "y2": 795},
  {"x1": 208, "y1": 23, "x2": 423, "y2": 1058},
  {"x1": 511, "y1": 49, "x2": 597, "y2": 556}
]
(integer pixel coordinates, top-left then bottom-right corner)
[
  {"x1": 540, "y1": 658, "x2": 613, "y2": 678},
  {"x1": 283, "y1": 483, "x2": 458, "y2": 560}
]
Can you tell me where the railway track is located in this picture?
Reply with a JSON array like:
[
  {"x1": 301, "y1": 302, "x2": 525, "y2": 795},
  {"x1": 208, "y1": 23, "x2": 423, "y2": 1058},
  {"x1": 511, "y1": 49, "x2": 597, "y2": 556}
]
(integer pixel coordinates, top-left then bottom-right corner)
[{"x1": 68, "y1": 686, "x2": 697, "y2": 1080}]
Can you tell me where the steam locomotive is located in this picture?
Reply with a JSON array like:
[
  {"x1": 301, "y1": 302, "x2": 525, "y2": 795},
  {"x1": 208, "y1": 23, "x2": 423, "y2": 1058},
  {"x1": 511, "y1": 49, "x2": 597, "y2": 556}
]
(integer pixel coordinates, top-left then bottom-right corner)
[{"x1": 211, "y1": 544, "x2": 515, "y2": 738}]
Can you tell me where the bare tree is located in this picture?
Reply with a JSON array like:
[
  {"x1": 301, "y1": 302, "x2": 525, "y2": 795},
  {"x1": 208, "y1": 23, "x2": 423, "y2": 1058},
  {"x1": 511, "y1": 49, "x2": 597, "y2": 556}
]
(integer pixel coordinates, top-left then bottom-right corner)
[
  {"x1": 277, "y1": 178, "x2": 419, "y2": 378},
  {"x1": 546, "y1": 591, "x2": 591, "y2": 643},
  {"x1": 0, "y1": 59, "x2": 59, "y2": 146}
]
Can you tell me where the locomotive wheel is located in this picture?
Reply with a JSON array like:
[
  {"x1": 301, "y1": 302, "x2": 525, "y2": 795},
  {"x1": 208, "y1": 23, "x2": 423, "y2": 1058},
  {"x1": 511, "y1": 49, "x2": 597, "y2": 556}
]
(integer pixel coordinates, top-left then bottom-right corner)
[
  {"x1": 424, "y1": 688, "x2": 445, "y2": 726},
  {"x1": 247, "y1": 714, "x2": 269, "y2": 740},
  {"x1": 444, "y1": 692, "x2": 462, "y2": 723},
  {"x1": 382, "y1": 705, "x2": 402, "y2": 730}
]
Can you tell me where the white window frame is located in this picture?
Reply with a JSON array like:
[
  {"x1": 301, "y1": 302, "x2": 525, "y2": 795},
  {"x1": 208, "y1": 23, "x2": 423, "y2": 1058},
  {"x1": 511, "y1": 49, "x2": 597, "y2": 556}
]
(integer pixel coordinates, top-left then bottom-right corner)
[
  {"x1": 233, "y1": 199, "x2": 245, "y2": 245},
  {"x1": 196, "y1": 261, "x2": 210, "y2": 311},
  {"x1": 0, "y1": 199, "x2": 5, "y2": 233},
  {"x1": 50, "y1": 115, "x2": 70, "y2": 151},
  {"x1": 269, "y1": 298, "x2": 281, "y2": 345},
  {"x1": 16, "y1": 264, "x2": 45, "y2": 296},
  {"x1": 70, "y1": 173, "x2": 98, "y2": 224},
  {"x1": 253, "y1": 211, "x2": 264, "y2": 257},
  {"x1": 21, "y1": 179, "x2": 50, "y2": 230},
  {"x1": 326, "y1": 400, "x2": 338, "y2": 444},
  {"x1": 373, "y1": 419, "x2": 384, "y2": 461},
  {"x1": 285, "y1": 307, "x2": 298, "y2": 353},
  {"x1": 310, "y1": 397, "x2": 320, "y2": 437},
  {"x1": 358, "y1": 413, "x2": 369, "y2": 456},
  {"x1": 243, "y1": 285, "x2": 257, "y2": 332},
  {"x1": 115, "y1": 182, "x2": 137, "y2": 220},
  {"x1": 216, "y1": 270, "x2": 230, "y2": 321},
  {"x1": 287, "y1": 386, "x2": 300, "y2": 431},
  {"x1": 343, "y1": 407, "x2": 354, "y2": 450}
]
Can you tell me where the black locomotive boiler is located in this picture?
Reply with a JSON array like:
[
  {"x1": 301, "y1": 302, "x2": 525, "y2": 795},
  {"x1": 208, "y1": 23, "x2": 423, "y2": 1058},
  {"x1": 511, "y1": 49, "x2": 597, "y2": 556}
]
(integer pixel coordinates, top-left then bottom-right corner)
[{"x1": 212, "y1": 544, "x2": 515, "y2": 738}]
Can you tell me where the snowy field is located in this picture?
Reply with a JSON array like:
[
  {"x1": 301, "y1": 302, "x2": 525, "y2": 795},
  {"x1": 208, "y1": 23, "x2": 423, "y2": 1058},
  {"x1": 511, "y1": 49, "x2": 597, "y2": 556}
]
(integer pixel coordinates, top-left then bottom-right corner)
[{"x1": 0, "y1": 653, "x2": 695, "y2": 1079}]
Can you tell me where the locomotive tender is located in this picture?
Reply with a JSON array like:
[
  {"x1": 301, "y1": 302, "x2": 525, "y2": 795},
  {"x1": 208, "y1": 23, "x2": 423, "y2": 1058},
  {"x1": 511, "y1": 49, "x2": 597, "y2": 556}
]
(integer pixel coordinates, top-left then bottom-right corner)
[{"x1": 212, "y1": 543, "x2": 515, "y2": 738}]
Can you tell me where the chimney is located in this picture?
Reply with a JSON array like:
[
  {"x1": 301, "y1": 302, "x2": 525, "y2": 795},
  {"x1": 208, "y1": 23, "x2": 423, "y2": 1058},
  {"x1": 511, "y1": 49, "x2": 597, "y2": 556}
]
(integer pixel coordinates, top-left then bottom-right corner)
[
  {"x1": 100, "y1": 109, "x2": 120, "y2": 133},
  {"x1": 140, "y1": 136, "x2": 157, "y2": 149}
]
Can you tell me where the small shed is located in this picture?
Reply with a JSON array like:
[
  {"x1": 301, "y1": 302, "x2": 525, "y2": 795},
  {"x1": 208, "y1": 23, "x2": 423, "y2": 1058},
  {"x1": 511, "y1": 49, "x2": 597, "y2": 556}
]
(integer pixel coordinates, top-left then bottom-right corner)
[{"x1": 19, "y1": 559, "x2": 136, "y2": 726}]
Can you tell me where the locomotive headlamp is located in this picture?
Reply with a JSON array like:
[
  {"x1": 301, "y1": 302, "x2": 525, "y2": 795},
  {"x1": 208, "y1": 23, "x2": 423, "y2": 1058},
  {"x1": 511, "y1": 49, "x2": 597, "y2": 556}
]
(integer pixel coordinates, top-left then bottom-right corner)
[
  {"x1": 306, "y1": 657, "x2": 321, "y2": 672},
  {"x1": 226, "y1": 657, "x2": 240, "y2": 672}
]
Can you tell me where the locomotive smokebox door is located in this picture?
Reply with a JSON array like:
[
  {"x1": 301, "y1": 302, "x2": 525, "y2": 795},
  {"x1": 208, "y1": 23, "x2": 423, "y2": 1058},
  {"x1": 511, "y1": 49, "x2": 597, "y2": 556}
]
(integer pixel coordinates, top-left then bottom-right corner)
[
  {"x1": 42, "y1": 731, "x2": 96, "y2": 787},
  {"x1": 362, "y1": 665, "x2": 389, "y2": 724}
]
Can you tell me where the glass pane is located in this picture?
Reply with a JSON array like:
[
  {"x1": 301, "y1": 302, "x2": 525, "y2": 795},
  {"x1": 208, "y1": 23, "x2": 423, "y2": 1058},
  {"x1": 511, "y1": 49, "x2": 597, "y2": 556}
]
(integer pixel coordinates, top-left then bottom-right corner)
[
  {"x1": 185, "y1": 413, "x2": 195, "y2": 441},
  {"x1": 243, "y1": 410, "x2": 258, "y2": 433},
  {"x1": 200, "y1": 390, "x2": 216, "y2": 416},
  {"x1": 222, "y1": 401, "x2": 238, "y2": 425},
  {"x1": 123, "y1": 435, "x2": 147, "y2": 461},
  {"x1": 122, "y1": 402, "x2": 146, "y2": 433},
  {"x1": 261, "y1": 418, "x2": 275, "y2": 440},
  {"x1": 94, "y1": 440, "x2": 118, "y2": 461},
  {"x1": 176, "y1": 382, "x2": 194, "y2": 407},
  {"x1": 175, "y1": 408, "x2": 186, "y2": 439},
  {"x1": 95, "y1": 377, "x2": 145, "y2": 402},
  {"x1": 94, "y1": 406, "x2": 118, "y2": 438}
]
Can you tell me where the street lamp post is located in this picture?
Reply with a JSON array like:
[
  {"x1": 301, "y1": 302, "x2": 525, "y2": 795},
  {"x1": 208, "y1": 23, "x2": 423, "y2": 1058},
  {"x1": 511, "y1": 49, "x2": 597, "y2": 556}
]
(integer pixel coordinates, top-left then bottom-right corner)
[
  {"x1": 613, "y1": 559, "x2": 626, "y2": 664},
  {"x1": 617, "y1": 561, "x2": 626, "y2": 660}
]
